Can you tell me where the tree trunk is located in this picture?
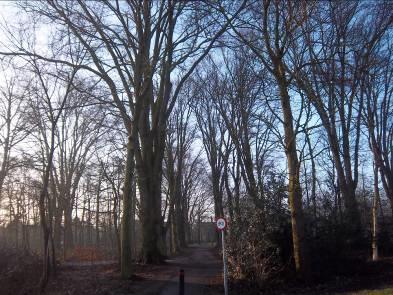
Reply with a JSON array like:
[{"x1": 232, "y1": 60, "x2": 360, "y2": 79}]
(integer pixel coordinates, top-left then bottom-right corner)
[
  {"x1": 305, "y1": 132, "x2": 317, "y2": 220},
  {"x1": 140, "y1": 177, "x2": 163, "y2": 263},
  {"x1": 95, "y1": 177, "x2": 101, "y2": 248},
  {"x1": 170, "y1": 215, "x2": 178, "y2": 253},
  {"x1": 372, "y1": 162, "x2": 380, "y2": 261},
  {"x1": 113, "y1": 192, "x2": 120, "y2": 263},
  {"x1": 176, "y1": 195, "x2": 186, "y2": 248},
  {"x1": 198, "y1": 215, "x2": 201, "y2": 244},
  {"x1": 81, "y1": 199, "x2": 86, "y2": 247},
  {"x1": 136, "y1": 96, "x2": 166, "y2": 263},
  {"x1": 53, "y1": 207, "x2": 62, "y2": 253},
  {"x1": 87, "y1": 198, "x2": 92, "y2": 246},
  {"x1": 330, "y1": 141, "x2": 360, "y2": 234},
  {"x1": 63, "y1": 203, "x2": 73, "y2": 258},
  {"x1": 276, "y1": 64, "x2": 309, "y2": 279},
  {"x1": 212, "y1": 168, "x2": 224, "y2": 248},
  {"x1": 38, "y1": 127, "x2": 57, "y2": 293},
  {"x1": 120, "y1": 137, "x2": 135, "y2": 279}
]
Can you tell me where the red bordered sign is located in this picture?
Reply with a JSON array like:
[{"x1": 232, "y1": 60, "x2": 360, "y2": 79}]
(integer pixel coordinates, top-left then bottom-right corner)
[{"x1": 215, "y1": 217, "x2": 227, "y2": 231}]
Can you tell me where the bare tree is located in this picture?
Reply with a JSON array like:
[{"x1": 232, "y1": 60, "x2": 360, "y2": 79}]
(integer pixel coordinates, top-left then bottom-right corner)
[
  {"x1": 0, "y1": 65, "x2": 29, "y2": 200},
  {"x1": 164, "y1": 96, "x2": 197, "y2": 252},
  {"x1": 363, "y1": 41, "x2": 393, "y2": 218},
  {"x1": 0, "y1": 1, "x2": 248, "y2": 273},
  {"x1": 288, "y1": 1, "x2": 393, "y2": 239},
  {"x1": 51, "y1": 86, "x2": 106, "y2": 257},
  {"x1": 372, "y1": 161, "x2": 380, "y2": 261},
  {"x1": 220, "y1": 0, "x2": 311, "y2": 278},
  {"x1": 192, "y1": 73, "x2": 227, "y2": 236},
  {"x1": 27, "y1": 59, "x2": 77, "y2": 292}
]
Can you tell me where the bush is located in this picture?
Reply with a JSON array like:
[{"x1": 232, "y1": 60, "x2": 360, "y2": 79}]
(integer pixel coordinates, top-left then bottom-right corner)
[{"x1": 226, "y1": 206, "x2": 292, "y2": 288}]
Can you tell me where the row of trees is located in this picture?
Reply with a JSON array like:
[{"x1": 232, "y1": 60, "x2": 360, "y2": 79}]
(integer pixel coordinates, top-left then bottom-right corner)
[
  {"x1": 0, "y1": 58, "x2": 214, "y2": 289},
  {"x1": 0, "y1": 0, "x2": 393, "y2": 291}
]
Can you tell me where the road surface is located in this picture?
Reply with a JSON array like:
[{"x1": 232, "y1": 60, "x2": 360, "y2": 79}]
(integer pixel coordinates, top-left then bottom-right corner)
[{"x1": 134, "y1": 244, "x2": 223, "y2": 295}]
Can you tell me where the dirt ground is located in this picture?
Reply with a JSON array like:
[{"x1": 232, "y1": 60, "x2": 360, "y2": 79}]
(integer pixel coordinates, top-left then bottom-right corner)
[
  {"x1": 44, "y1": 244, "x2": 222, "y2": 295},
  {"x1": 0, "y1": 248, "x2": 42, "y2": 295},
  {"x1": 4, "y1": 245, "x2": 393, "y2": 294}
]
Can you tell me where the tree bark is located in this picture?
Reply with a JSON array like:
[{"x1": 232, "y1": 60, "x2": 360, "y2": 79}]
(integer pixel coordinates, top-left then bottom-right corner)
[
  {"x1": 63, "y1": 203, "x2": 73, "y2": 258},
  {"x1": 139, "y1": 173, "x2": 164, "y2": 263},
  {"x1": 120, "y1": 137, "x2": 135, "y2": 279},
  {"x1": 276, "y1": 63, "x2": 309, "y2": 279},
  {"x1": 372, "y1": 162, "x2": 380, "y2": 261}
]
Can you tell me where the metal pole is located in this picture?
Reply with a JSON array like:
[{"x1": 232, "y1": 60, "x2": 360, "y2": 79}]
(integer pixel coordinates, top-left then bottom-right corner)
[
  {"x1": 222, "y1": 230, "x2": 228, "y2": 295},
  {"x1": 179, "y1": 269, "x2": 184, "y2": 295}
]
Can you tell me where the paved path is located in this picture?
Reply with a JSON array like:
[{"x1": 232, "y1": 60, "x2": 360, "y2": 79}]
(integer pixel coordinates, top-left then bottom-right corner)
[
  {"x1": 133, "y1": 244, "x2": 223, "y2": 295},
  {"x1": 159, "y1": 244, "x2": 222, "y2": 295}
]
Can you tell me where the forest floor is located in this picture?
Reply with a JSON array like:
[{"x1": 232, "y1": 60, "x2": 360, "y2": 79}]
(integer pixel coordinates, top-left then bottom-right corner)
[
  {"x1": 0, "y1": 244, "x2": 222, "y2": 295},
  {"x1": 3, "y1": 246, "x2": 393, "y2": 294},
  {"x1": 47, "y1": 244, "x2": 222, "y2": 295}
]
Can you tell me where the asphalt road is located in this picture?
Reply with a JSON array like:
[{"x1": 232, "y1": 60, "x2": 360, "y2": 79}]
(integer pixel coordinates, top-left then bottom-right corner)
[{"x1": 158, "y1": 244, "x2": 222, "y2": 295}]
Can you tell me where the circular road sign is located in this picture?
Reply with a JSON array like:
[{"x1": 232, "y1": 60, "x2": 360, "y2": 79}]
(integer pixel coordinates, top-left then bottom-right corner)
[{"x1": 216, "y1": 217, "x2": 227, "y2": 231}]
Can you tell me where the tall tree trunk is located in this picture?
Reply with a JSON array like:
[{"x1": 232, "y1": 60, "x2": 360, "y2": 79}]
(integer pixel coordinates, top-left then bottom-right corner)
[
  {"x1": 212, "y1": 168, "x2": 224, "y2": 248},
  {"x1": 276, "y1": 64, "x2": 309, "y2": 279},
  {"x1": 131, "y1": 176, "x2": 137, "y2": 259},
  {"x1": 38, "y1": 127, "x2": 57, "y2": 293},
  {"x1": 87, "y1": 197, "x2": 92, "y2": 245},
  {"x1": 136, "y1": 89, "x2": 167, "y2": 263},
  {"x1": 63, "y1": 203, "x2": 73, "y2": 258},
  {"x1": 95, "y1": 196, "x2": 100, "y2": 248},
  {"x1": 170, "y1": 214, "x2": 178, "y2": 253},
  {"x1": 96, "y1": 174, "x2": 102, "y2": 248},
  {"x1": 53, "y1": 206, "x2": 63, "y2": 252},
  {"x1": 176, "y1": 195, "x2": 186, "y2": 248},
  {"x1": 81, "y1": 199, "x2": 86, "y2": 247},
  {"x1": 372, "y1": 162, "x2": 380, "y2": 261},
  {"x1": 305, "y1": 132, "x2": 317, "y2": 220},
  {"x1": 140, "y1": 175, "x2": 163, "y2": 263},
  {"x1": 113, "y1": 192, "x2": 120, "y2": 263},
  {"x1": 120, "y1": 137, "x2": 135, "y2": 279}
]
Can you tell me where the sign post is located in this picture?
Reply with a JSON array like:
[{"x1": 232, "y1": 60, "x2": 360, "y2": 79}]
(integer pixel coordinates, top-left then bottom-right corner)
[{"x1": 216, "y1": 217, "x2": 228, "y2": 295}]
